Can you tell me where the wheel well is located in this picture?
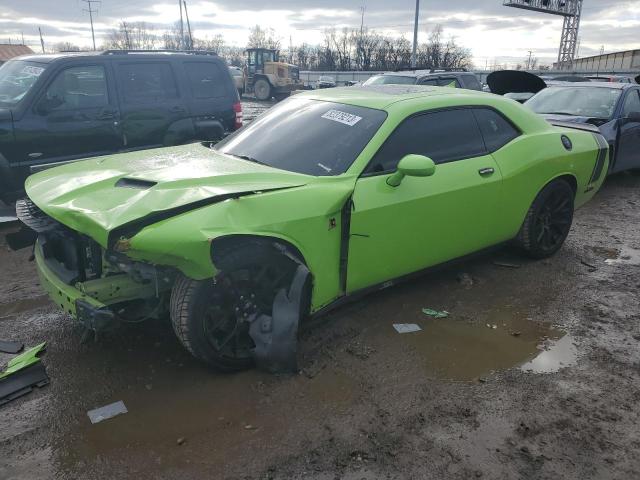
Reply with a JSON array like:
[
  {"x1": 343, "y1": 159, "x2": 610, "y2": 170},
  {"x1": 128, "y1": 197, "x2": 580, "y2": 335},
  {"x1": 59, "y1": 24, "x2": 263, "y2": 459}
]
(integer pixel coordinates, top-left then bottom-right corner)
[
  {"x1": 555, "y1": 174, "x2": 577, "y2": 197},
  {"x1": 254, "y1": 74, "x2": 272, "y2": 86},
  {"x1": 211, "y1": 234, "x2": 307, "y2": 270}
]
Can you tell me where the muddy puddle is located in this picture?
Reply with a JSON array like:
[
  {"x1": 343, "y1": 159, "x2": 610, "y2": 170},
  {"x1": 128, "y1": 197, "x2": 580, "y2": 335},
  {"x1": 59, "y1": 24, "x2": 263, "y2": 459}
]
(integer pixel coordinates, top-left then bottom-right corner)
[
  {"x1": 362, "y1": 301, "x2": 577, "y2": 381},
  {"x1": 604, "y1": 246, "x2": 640, "y2": 266},
  {"x1": 55, "y1": 360, "x2": 356, "y2": 475}
]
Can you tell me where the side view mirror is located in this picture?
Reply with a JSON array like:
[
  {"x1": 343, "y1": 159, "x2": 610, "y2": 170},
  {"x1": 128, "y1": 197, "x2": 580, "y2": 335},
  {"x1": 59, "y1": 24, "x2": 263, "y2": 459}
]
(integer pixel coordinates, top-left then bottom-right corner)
[
  {"x1": 36, "y1": 95, "x2": 64, "y2": 115},
  {"x1": 387, "y1": 154, "x2": 436, "y2": 187},
  {"x1": 623, "y1": 111, "x2": 640, "y2": 123}
]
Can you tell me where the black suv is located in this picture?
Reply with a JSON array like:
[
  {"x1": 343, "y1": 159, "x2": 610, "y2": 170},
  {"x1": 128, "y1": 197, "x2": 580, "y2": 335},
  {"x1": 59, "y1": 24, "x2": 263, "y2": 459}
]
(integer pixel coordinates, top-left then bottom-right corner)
[
  {"x1": 0, "y1": 50, "x2": 242, "y2": 201},
  {"x1": 362, "y1": 69, "x2": 482, "y2": 90}
]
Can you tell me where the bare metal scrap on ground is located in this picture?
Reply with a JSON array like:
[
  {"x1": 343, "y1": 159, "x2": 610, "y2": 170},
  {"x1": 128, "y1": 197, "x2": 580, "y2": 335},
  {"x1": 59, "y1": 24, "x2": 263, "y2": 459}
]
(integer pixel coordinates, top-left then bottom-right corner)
[{"x1": 1, "y1": 101, "x2": 640, "y2": 479}]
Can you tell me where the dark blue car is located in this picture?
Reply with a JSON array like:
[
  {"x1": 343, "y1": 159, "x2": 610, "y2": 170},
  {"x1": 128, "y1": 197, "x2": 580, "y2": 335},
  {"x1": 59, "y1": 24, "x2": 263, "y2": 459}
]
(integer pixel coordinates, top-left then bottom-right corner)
[{"x1": 525, "y1": 82, "x2": 640, "y2": 174}]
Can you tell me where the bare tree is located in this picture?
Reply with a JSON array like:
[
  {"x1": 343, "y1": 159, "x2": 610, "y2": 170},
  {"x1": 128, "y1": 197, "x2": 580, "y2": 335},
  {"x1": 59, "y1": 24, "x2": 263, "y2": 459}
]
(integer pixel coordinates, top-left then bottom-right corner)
[
  {"x1": 247, "y1": 25, "x2": 281, "y2": 50},
  {"x1": 53, "y1": 41, "x2": 81, "y2": 52},
  {"x1": 105, "y1": 21, "x2": 157, "y2": 50}
]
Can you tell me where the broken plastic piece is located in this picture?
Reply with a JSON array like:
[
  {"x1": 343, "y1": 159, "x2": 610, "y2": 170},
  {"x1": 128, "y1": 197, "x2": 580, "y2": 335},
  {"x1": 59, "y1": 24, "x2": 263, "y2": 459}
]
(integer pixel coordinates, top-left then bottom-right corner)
[
  {"x1": 422, "y1": 308, "x2": 449, "y2": 318},
  {"x1": 492, "y1": 261, "x2": 521, "y2": 269},
  {"x1": 393, "y1": 324, "x2": 422, "y2": 334},
  {"x1": 87, "y1": 400, "x2": 128, "y2": 424},
  {"x1": 249, "y1": 264, "x2": 311, "y2": 373},
  {"x1": 0, "y1": 342, "x2": 46, "y2": 379},
  {"x1": 0, "y1": 363, "x2": 49, "y2": 406},
  {"x1": 0, "y1": 340, "x2": 24, "y2": 354}
]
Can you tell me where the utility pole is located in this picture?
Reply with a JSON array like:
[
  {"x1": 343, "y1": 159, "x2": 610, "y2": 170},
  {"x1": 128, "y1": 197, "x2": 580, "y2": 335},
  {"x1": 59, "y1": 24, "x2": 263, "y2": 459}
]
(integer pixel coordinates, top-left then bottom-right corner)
[
  {"x1": 411, "y1": 0, "x2": 420, "y2": 68},
  {"x1": 526, "y1": 50, "x2": 533, "y2": 70},
  {"x1": 82, "y1": 0, "x2": 100, "y2": 50},
  {"x1": 183, "y1": 1, "x2": 193, "y2": 50},
  {"x1": 359, "y1": 5, "x2": 366, "y2": 70},
  {"x1": 38, "y1": 27, "x2": 45, "y2": 53},
  {"x1": 179, "y1": 0, "x2": 184, "y2": 50},
  {"x1": 21, "y1": 32, "x2": 25, "y2": 46}
]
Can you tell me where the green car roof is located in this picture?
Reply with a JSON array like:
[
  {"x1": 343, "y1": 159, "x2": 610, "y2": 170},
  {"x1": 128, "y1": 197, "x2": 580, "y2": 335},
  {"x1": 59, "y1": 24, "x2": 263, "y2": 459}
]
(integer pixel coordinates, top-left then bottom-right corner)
[{"x1": 296, "y1": 85, "x2": 481, "y2": 110}]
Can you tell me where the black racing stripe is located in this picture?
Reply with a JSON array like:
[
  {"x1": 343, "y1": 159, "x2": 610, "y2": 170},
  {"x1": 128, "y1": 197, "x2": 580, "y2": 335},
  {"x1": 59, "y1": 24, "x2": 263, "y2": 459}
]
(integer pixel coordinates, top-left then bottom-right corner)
[{"x1": 589, "y1": 133, "x2": 609, "y2": 184}]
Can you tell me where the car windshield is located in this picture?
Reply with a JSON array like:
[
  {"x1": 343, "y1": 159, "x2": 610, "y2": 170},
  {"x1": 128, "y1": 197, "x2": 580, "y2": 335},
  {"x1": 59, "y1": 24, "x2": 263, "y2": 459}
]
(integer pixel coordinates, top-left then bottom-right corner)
[
  {"x1": 526, "y1": 86, "x2": 621, "y2": 119},
  {"x1": 215, "y1": 98, "x2": 387, "y2": 176},
  {"x1": 0, "y1": 60, "x2": 46, "y2": 106},
  {"x1": 319, "y1": 76, "x2": 334, "y2": 82},
  {"x1": 363, "y1": 75, "x2": 416, "y2": 86}
]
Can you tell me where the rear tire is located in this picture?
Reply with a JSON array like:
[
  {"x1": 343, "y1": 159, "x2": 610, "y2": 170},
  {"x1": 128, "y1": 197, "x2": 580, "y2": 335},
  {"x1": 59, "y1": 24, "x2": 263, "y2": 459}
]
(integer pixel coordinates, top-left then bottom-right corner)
[
  {"x1": 254, "y1": 79, "x2": 272, "y2": 101},
  {"x1": 515, "y1": 180, "x2": 574, "y2": 259},
  {"x1": 170, "y1": 241, "x2": 298, "y2": 371}
]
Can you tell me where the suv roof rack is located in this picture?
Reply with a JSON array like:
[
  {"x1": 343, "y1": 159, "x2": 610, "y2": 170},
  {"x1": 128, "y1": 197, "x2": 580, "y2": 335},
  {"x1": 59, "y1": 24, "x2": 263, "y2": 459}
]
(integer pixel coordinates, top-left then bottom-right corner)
[
  {"x1": 101, "y1": 49, "x2": 219, "y2": 56},
  {"x1": 393, "y1": 67, "x2": 468, "y2": 73}
]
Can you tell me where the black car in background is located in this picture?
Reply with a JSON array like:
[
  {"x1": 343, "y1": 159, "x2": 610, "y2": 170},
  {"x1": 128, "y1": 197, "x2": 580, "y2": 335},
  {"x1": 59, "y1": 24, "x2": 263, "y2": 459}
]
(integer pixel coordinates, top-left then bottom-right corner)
[
  {"x1": 0, "y1": 50, "x2": 241, "y2": 202},
  {"x1": 526, "y1": 82, "x2": 640, "y2": 174}
]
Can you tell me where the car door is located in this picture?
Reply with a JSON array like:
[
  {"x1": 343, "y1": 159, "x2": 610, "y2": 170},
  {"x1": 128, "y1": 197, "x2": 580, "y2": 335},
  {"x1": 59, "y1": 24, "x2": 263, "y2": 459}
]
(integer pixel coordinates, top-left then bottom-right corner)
[
  {"x1": 346, "y1": 108, "x2": 503, "y2": 293},
  {"x1": 12, "y1": 62, "x2": 121, "y2": 166},
  {"x1": 114, "y1": 61, "x2": 185, "y2": 148},
  {"x1": 615, "y1": 88, "x2": 640, "y2": 171}
]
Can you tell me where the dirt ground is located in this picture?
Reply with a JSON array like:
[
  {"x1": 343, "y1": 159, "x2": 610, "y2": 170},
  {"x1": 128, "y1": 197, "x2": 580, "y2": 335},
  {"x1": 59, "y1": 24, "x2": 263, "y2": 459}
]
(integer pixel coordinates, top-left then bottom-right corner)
[{"x1": 1, "y1": 100, "x2": 640, "y2": 479}]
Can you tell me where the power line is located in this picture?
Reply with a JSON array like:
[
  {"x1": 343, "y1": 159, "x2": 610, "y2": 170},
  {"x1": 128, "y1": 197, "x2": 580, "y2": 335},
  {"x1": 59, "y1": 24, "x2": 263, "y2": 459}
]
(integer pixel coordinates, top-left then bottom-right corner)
[{"x1": 81, "y1": 0, "x2": 101, "y2": 50}]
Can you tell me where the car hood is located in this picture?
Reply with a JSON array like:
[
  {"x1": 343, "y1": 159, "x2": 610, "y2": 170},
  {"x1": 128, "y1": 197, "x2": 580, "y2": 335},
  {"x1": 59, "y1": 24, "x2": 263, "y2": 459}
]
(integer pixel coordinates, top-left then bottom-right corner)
[
  {"x1": 487, "y1": 70, "x2": 547, "y2": 95},
  {"x1": 25, "y1": 144, "x2": 310, "y2": 246}
]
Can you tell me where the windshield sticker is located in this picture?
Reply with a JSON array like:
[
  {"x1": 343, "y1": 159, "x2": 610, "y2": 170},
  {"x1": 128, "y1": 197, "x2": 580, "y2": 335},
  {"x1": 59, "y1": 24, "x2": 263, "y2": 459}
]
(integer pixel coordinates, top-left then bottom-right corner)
[
  {"x1": 21, "y1": 66, "x2": 44, "y2": 76},
  {"x1": 321, "y1": 109, "x2": 362, "y2": 127}
]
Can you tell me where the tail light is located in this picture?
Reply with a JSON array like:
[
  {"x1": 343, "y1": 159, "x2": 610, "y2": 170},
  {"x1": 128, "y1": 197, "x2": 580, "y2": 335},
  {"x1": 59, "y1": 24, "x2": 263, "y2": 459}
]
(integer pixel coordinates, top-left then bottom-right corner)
[{"x1": 233, "y1": 102, "x2": 243, "y2": 130}]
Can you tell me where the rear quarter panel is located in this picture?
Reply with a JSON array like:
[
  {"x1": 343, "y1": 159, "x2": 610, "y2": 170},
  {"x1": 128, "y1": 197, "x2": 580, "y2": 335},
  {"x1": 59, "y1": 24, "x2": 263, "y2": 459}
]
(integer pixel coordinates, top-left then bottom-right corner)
[{"x1": 492, "y1": 128, "x2": 608, "y2": 240}]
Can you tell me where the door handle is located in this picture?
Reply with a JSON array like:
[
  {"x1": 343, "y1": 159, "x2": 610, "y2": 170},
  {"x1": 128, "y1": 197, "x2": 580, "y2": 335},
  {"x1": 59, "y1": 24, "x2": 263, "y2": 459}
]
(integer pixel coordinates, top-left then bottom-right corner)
[
  {"x1": 478, "y1": 167, "x2": 495, "y2": 176},
  {"x1": 170, "y1": 106, "x2": 187, "y2": 114},
  {"x1": 98, "y1": 110, "x2": 117, "y2": 120}
]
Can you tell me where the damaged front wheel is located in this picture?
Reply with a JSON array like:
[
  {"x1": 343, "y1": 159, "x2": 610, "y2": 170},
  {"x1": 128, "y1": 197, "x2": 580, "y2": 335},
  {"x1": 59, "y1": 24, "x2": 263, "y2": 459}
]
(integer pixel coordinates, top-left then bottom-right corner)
[{"x1": 169, "y1": 241, "x2": 299, "y2": 372}]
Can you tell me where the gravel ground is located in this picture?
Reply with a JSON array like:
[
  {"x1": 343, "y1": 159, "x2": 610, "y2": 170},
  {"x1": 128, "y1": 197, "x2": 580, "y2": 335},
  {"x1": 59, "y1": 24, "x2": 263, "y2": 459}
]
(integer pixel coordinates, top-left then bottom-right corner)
[{"x1": 1, "y1": 99, "x2": 639, "y2": 479}]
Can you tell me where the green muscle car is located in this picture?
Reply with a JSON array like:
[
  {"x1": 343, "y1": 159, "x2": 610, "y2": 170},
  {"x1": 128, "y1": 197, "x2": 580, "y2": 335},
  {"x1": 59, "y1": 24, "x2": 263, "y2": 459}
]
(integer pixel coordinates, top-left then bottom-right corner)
[{"x1": 14, "y1": 85, "x2": 609, "y2": 372}]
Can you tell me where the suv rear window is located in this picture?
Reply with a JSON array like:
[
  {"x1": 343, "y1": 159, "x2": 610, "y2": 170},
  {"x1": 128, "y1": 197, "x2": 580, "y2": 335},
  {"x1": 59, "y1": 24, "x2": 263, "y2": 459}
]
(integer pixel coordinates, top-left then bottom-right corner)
[
  {"x1": 117, "y1": 62, "x2": 178, "y2": 103},
  {"x1": 184, "y1": 61, "x2": 228, "y2": 99}
]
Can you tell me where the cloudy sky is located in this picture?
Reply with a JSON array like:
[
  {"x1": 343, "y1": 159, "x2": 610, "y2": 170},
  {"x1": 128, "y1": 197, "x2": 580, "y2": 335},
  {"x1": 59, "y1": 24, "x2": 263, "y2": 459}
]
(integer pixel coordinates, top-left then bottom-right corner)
[{"x1": 1, "y1": 0, "x2": 638, "y2": 68}]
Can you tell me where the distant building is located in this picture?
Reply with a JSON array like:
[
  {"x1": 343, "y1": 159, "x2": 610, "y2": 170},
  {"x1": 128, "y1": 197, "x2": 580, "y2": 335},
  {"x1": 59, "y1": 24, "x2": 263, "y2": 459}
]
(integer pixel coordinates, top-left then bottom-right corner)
[
  {"x1": 0, "y1": 44, "x2": 34, "y2": 65},
  {"x1": 555, "y1": 48, "x2": 640, "y2": 71}
]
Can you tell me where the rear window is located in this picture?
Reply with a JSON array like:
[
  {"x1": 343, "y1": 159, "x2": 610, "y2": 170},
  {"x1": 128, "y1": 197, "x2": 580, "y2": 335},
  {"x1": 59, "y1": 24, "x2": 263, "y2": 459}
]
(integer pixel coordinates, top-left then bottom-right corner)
[
  {"x1": 215, "y1": 98, "x2": 387, "y2": 176},
  {"x1": 117, "y1": 62, "x2": 178, "y2": 103},
  {"x1": 473, "y1": 108, "x2": 519, "y2": 152},
  {"x1": 185, "y1": 61, "x2": 228, "y2": 99},
  {"x1": 363, "y1": 75, "x2": 417, "y2": 86}
]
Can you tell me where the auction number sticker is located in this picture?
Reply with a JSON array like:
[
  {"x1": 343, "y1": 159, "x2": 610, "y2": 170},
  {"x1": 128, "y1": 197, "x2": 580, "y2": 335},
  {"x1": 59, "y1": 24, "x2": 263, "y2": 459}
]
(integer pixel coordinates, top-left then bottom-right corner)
[
  {"x1": 21, "y1": 66, "x2": 44, "y2": 76},
  {"x1": 321, "y1": 109, "x2": 362, "y2": 126}
]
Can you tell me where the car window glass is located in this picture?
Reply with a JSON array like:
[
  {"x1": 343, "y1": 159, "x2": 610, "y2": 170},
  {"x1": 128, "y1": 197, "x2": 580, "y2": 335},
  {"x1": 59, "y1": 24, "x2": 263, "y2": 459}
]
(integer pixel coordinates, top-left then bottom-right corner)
[
  {"x1": 463, "y1": 74, "x2": 482, "y2": 90},
  {"x1": 117, "y1": 62, "x2": 177, "y2": 103},
  {"x1": 365, "y1": 109, "x2": 486, "y2": 174},
  {"x1": 185, "y1": 62, "x2": 227, "y2": 99},
  {"x1": 216, "y1": 98, "x2": 387, "y2": 176},
  {"x1": 438, "y1": 78, "x2": 460, "y2": 88},
  {"x1": 42, "y1": 65, "x2": 107, "y2": 111},
  {"x1": 473, "y1": 108, "x2": 519, "y2": 152},
  {"x1": 622, "y1": 90, "x2": 640, "y2": 116},
  {"x1": 0, "y1": 60, "x2": 46, "y2": 106},
  {"x1": 418, "y1": 78, "x2": 439, "y2": 86},
  {"x1": 363, "y1": 75, "x2": 416, "y2": 86}
]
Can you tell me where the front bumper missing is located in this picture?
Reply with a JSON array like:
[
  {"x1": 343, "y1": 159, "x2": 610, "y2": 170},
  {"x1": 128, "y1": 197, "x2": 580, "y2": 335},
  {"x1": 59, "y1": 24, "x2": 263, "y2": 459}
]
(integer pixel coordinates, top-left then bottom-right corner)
[{"x1": 34, "y1": 239, "x2": 156, "y2": 330}]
